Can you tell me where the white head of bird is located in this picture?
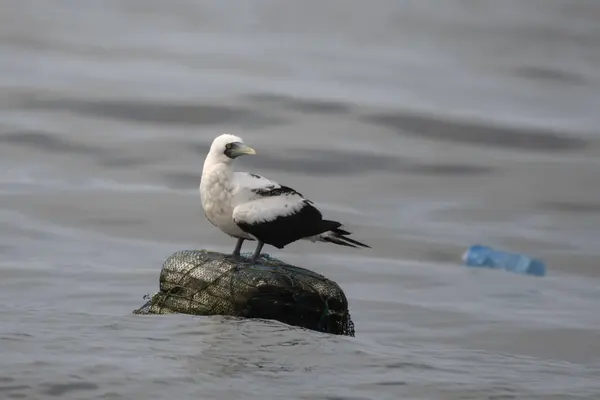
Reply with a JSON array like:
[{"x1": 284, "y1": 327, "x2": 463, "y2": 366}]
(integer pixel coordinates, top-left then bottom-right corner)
[{"x1": 205, "y1": 133, "x2": 256, "y2": 165}]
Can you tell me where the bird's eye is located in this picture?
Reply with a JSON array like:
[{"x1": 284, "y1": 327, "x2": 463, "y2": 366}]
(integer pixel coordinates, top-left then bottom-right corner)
[{"x1": 225, "y1": 143, "x2": 232, "y2": 149}]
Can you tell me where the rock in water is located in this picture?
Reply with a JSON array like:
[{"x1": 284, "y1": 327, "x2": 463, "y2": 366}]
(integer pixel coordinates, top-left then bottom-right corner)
[{"x1": 134, "y1": 250, "x2": 355, "y2": 336}]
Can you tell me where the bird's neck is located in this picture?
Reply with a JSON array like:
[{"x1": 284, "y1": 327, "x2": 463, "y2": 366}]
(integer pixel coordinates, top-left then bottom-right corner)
[{"x1": 202, "y1": 157, "x2": 234, "y2": 181}]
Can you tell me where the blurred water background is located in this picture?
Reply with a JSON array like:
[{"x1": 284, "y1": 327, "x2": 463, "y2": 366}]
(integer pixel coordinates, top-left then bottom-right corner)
[{"x1": 1, "y1": 1, "x2": 600, "y2": 399}]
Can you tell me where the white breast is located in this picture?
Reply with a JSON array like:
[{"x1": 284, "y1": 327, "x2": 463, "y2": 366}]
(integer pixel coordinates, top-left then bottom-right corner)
[{"x1": 200, "y1": 165, "x2": 252, "y2": 239}]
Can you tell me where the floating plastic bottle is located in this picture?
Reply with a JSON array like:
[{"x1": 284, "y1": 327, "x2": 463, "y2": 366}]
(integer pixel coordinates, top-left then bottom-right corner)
[{"x1": 462, "y1": 244, "x2": 546, "y2": 277}]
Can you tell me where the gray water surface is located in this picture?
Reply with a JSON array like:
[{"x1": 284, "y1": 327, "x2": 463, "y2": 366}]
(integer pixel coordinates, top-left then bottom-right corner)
[{"x1": 1, "y1": 1, "x2": 600, "y2": 399}]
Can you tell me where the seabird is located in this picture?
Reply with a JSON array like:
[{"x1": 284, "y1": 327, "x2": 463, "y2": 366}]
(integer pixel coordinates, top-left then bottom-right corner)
[{"x1": 199, "y1": 133, "x2": 370, "y2": 263}]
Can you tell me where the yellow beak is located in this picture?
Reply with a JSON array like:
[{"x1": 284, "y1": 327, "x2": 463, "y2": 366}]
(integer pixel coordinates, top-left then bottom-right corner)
[{"x1": 230, "y1": 143, "x2": 256, "y2": 157}]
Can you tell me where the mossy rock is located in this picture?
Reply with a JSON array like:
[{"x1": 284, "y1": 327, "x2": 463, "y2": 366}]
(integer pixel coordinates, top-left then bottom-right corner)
[{"x1": 134, "y1": 249, "x2": 355, "y2": 336}]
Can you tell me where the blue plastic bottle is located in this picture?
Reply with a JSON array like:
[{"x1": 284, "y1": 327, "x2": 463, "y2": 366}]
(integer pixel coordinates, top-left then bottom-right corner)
[{"x1": 462, "y1": 245, "x2": 546, "y2": 277}]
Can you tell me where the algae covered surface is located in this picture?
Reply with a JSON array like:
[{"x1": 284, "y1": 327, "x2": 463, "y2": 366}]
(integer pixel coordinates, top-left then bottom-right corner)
[{"x1": 134, "y1": 250, "x2": 355, "y2": 336}]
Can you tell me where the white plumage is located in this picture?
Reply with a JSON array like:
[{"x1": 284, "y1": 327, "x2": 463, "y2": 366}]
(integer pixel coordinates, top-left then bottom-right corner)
[
  {"x1": 199, "y1": 133, "x2": 370, "y2": 263},
  {"x1": 233, "y1": 192, "x2": 306, "y2": 225}
]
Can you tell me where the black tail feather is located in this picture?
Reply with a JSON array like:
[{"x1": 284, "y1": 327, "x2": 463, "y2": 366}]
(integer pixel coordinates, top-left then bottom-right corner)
[
  {"x1": 320, "y1": 224, "x2": 371, "y2": 249},
  {"x1": 322, "y1": 235, "x2": 360, "y2": 248}
]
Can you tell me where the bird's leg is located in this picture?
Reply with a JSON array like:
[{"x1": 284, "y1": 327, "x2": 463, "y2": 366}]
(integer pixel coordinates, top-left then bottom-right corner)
[
  {"x1": 232, "y1": 238, "x2": 245, "y2": 259},
  {"x1": 250, "y1": 241, "x2": 264, "y2": 264}
]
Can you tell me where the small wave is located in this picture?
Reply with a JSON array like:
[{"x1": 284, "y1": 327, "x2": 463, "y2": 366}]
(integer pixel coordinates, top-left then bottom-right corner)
[{"x1": 0, "y1": 169, "x2": 193, "y2": 195}]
